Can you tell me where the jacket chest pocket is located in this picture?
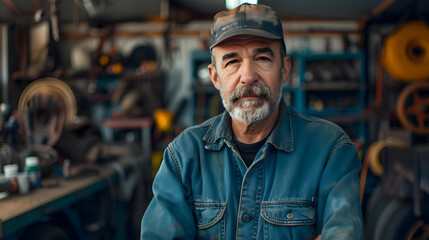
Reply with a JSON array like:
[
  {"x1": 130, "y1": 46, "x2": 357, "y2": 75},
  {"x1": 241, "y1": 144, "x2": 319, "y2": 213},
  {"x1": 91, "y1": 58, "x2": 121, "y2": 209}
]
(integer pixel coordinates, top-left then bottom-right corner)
[
  {"x1": 261, "y1": 200, "x2": 317, "y2": 240},
  {"x1": 192, "y1": 202, "x2": 227, "y2": 240}
]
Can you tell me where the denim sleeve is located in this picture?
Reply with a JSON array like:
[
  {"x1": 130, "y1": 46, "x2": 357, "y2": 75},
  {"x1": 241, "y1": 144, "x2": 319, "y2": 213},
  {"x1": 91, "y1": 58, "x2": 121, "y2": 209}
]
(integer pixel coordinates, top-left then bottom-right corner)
[
  {"x1": 317, "y1": 141, "x2": 364, "y2": 240},
  {"x1": 140, "y1": 145, "x2": 196, "y2": 240}
]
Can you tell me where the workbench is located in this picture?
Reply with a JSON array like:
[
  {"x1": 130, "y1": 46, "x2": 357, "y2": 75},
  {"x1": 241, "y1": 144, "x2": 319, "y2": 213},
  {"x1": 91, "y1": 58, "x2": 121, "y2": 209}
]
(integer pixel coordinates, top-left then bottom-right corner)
[{"x1": 0, "y1": 154, "x2": 150, "y2": 240}]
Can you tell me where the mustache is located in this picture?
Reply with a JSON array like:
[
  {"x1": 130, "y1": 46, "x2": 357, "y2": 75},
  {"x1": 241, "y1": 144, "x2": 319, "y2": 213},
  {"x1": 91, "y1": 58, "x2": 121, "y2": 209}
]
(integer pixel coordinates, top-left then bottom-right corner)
[{"x1": 230, "y1": 84, "x2": 271, "y2": 103}]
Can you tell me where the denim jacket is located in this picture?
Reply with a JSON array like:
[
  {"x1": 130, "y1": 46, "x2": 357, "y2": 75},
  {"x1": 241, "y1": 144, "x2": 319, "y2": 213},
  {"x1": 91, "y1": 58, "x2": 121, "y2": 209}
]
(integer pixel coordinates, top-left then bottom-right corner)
[{"x1": 141, "y1": 101, "x2": 363, "y2": 240}]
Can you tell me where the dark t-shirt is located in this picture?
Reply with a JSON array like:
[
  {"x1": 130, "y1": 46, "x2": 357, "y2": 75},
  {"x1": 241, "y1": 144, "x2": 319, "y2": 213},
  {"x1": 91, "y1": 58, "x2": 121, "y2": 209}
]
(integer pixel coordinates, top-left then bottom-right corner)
[{"x1": 233, "y1": 136, "x2": 267, "y2": 167}]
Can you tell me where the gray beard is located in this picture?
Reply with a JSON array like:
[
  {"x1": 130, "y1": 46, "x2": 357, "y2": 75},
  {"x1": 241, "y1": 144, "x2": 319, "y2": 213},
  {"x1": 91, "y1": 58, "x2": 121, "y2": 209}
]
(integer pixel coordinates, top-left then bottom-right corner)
[{"x1": 220, "y1": 82, "x2": 283, "y2": 125}]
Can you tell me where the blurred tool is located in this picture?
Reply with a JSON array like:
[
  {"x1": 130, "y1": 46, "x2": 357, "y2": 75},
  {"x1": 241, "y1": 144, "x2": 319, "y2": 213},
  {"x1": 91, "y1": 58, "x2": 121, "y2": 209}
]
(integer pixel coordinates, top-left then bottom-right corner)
[{"x1": 127, "y1": 45, "x2": 158, "y2": 73}]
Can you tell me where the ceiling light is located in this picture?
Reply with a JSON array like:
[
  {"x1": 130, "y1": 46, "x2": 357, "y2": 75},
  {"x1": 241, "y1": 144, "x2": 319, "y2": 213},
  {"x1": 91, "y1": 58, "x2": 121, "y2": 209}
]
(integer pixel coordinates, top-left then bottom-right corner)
[{"x1": 226, "y1": 0, "x2": 258, "y2": 10}]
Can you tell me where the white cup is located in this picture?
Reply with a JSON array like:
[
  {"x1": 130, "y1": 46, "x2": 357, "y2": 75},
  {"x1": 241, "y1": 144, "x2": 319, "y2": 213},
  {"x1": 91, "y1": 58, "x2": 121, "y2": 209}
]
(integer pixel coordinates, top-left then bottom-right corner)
[
  {"x1": 3, "y1": 164, "x2": 18, "y2": 179},
  {"x1": 17, "y1": 173, "x2": 30, "y2": 194}
]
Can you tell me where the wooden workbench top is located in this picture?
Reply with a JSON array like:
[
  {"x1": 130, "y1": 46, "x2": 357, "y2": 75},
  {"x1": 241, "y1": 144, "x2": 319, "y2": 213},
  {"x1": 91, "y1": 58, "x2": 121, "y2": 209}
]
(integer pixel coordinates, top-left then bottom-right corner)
[
  {"x1": 0, "y1": 158, "x2": 136, "y2": 237},
  {"x1": 1, "y1": 166, "x2": 112, "y2": 220}
]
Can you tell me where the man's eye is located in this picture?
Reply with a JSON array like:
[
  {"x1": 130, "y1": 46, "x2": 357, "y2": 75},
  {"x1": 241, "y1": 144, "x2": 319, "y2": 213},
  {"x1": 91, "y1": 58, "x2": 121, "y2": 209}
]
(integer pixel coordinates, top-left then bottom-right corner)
[
  {"x1": 225, "y1": 59, "x2": 238, "y2": 66},
  {"x1": 258, "y1": 56, "x2": 271, "y2": 61}
]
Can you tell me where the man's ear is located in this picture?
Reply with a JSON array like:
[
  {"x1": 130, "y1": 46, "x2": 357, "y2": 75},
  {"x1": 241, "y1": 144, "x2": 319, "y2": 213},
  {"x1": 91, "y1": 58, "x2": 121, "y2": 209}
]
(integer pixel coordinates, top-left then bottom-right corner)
[
  {"x1": 282, "y1": 56, "x2": 292, "y2": 83},
  {"x1": 208, "y1": 63, "x2": 220, "y2": 90}
]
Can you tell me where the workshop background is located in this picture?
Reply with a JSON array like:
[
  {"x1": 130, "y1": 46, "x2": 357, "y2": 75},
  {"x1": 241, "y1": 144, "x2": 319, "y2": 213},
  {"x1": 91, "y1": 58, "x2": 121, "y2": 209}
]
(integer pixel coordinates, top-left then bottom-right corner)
[{"x1": 0, "y1": 0, "x2": 428, "y2": 239}]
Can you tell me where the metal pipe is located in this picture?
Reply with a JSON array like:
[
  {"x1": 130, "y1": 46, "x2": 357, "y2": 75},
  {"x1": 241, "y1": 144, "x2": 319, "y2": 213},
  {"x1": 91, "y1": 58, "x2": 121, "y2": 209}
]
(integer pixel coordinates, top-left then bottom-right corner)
[{"x1": 0, "y1": 24, "x2": 9, "y2": 105}]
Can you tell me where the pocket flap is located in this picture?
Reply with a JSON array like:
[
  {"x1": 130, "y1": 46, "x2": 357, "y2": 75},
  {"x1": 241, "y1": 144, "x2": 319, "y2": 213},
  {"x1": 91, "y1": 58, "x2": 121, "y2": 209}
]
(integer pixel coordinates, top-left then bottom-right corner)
[
  {"x1": 261, "y1": 201, "x2": 316, "y2": 226},
  {"x1": 192, "y1": 202, "x2": 227, "y2": 229}
]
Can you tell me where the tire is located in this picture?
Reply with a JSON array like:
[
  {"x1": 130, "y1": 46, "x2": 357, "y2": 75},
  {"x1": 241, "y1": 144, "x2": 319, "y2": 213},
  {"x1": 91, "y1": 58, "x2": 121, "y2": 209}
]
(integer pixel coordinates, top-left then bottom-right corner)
[
  {"x1": 373, "y1": 198, "x2": 404, "y2": 240},
  {"x1": 365, "y1": 184, "x2": 392, "y2": 240},
  {"x1": 373, "y1": 198, "x2": 429, "y2": 240}
]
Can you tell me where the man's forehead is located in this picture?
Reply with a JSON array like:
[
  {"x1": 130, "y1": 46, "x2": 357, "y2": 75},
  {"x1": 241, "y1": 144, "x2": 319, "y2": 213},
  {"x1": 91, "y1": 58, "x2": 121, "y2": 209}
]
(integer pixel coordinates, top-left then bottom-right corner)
[
  {"x1": 213, "y1": 36, "x2": 279, "y2": 57},
  {"x1": 216, "y1": 34, "x2": 278, "y2": 47}
]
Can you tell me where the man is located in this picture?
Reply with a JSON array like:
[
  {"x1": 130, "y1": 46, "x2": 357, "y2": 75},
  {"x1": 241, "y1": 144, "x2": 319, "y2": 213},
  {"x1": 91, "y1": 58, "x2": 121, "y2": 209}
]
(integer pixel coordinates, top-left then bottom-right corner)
[{"x1": 141, "y1": 3, "x2": 363, "y2": 240}]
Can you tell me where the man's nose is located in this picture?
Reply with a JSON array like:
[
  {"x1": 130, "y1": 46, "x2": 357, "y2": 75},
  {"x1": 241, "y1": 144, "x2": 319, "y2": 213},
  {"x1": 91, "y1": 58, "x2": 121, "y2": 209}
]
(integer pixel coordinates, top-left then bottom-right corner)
[{"x1": 240, "y1": 60, "x2": 258, "y2": 85}]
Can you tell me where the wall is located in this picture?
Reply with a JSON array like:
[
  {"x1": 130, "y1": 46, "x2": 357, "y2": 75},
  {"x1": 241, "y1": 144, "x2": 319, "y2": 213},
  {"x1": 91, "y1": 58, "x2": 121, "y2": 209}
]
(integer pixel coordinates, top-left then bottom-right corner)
[{"x1": 58, "y1": 20, "x2": 362, "y2": 127}]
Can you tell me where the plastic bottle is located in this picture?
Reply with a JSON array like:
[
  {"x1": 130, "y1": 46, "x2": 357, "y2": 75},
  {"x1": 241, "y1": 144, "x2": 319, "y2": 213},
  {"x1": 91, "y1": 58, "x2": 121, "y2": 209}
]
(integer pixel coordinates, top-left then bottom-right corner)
[{"x1": 25, "y1": 156, "x2": 42, "y2": 189}]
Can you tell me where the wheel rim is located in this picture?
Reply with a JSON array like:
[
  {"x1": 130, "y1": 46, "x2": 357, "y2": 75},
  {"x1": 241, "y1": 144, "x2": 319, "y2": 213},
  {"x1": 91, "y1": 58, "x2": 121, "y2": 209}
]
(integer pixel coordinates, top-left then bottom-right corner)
[
  {"x1": 405, "y1": 220, "x2": 429, "y2": 240},
  {"x1": 396, "y1": 82, "x2": 429, "y2": 135}
]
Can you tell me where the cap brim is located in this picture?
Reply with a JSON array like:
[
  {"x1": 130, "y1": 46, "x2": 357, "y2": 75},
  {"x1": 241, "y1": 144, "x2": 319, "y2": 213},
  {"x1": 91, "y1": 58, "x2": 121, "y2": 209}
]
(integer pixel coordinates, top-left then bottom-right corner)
[{"x1": 210, "y1": 28, "x2": 281, "y2": 49}]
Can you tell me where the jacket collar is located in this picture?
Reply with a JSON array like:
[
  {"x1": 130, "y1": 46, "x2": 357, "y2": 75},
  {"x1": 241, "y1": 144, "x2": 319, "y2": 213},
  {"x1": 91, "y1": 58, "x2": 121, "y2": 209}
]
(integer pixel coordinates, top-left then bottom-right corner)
[{"x1": 203, "y1": 99, "x2": 294, "y2": 153}]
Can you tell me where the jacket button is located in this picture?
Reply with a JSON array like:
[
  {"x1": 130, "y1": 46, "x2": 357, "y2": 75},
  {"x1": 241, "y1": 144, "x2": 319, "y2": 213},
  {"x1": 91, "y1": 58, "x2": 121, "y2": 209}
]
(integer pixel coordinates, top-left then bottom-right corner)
[
  {"x1": 242, "y1": 213, "x2": 252, "y2": 223},
  {"x1": 286, "y1": 212, "x2": 295, "y2": 220}
]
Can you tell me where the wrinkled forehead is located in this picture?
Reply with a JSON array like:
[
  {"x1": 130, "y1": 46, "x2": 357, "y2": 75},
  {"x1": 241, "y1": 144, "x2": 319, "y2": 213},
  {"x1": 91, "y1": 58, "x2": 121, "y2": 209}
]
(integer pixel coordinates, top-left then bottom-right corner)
[{"x1": 212, "y1": 35, "x2": 281, "y2": 56}]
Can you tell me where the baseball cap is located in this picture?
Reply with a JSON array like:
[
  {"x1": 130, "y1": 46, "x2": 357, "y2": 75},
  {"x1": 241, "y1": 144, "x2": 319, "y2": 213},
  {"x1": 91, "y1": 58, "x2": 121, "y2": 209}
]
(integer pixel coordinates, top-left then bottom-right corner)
[{"x1": 210, "y1": 3, "x2": 286, "y2": 54}]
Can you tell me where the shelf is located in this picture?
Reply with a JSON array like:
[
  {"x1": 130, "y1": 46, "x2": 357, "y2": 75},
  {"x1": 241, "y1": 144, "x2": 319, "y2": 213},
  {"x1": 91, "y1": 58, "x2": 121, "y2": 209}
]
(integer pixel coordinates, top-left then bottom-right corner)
[
  {"x1": 291, "y1": 52, "x2": 366, "y2": 141},
  {"x1": 283, "y1": 87, "x2": 300, "y2": 91},
  {"x1": 301, "y1": 52, "x2": 364, "y2": 61},
  {"x1": 192, "y1": 51, "x2": 211, "y2": 61},
  {"x1": 302, "y1": 81, "x2": 362, "y2": 91},
  {"x1": 194, "y1": 84, "x2": 218, "y2": 93},
  {"x1": 305, "y1": 107, "x2": 363, "y2": 117},
  {"x1": 190, "y1": 51, "x2": 367, "y2": 142}
]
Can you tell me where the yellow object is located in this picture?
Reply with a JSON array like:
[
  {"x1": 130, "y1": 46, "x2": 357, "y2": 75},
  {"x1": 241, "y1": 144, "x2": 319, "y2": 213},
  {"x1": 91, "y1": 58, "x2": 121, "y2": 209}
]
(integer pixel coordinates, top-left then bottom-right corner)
[
  {"x1": 153, "y1": 109, "x2": 174, "y2": 132},
  {"x1": 383, "y1": 21, "x2": 429, "y2": 82},
  {"x1": 314, "y1": 100, "x2": 324, "y2": 111},
  {"x1": 111, "y1": 63, "x2": 123, "y2": 74},
  {"x1": 99, "y1": 55, "x2": 109, "y2": 66},
  {"x1": 152, "y1": 151, "x2": 163, "y2": 178},
  {"x1": 367, "y1": 138, "x2": 407, "y2": 176}
]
